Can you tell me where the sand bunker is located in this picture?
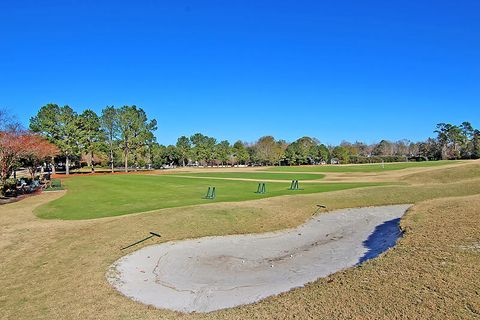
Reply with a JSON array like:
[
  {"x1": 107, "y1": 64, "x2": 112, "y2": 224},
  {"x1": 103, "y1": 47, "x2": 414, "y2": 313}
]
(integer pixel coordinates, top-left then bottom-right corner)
[{"x1": 107, "y1": 204, "x2": 411, "y2": 312}]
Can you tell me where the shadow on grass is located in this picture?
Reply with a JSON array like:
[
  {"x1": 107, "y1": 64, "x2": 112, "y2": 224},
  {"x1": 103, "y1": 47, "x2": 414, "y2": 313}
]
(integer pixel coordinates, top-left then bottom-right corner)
[{"x1": 357, "y1": 218, "x2": 403, "y2": 265}]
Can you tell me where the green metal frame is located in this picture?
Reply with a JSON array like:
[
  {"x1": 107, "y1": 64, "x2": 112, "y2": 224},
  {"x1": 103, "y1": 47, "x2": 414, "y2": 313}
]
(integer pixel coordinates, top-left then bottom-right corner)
[
  {"x1": 255, "y1": 182, "x2": 266, "y2": 194},
  {"x1": 204, "y1": 186, "x2": 216, "y2": 199},
  {"x1": 288, "y1": 180, "x2": 303, "y2": 190}
]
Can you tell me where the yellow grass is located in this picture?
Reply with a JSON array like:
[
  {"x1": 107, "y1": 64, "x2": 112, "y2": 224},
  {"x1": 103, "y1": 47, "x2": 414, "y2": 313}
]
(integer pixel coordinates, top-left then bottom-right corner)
[{"x1": 0, "y1": 160, "x2": 479, "y2": 319}]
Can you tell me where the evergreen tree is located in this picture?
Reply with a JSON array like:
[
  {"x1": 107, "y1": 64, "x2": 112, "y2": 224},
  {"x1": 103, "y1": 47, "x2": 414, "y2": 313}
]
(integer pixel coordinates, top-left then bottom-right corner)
[
  {"x1": 117, "y1": 106, "x2": 157, "y2": 172},
  {"x1": 101, "y1": 106, "x2": 119, "y2": 172},
  {"x1": 79, "y1": 109, "x2": 104, "y2": 171},
  {"x1": 176, "y1": 136, "x2": 191, "y2": 167}
]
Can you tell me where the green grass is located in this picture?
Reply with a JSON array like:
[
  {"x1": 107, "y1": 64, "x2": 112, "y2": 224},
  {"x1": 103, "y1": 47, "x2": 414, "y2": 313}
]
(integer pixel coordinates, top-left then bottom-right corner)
[
  {"x1": 267, "y1": 160, "x2": 459, "y2": 173},
  {"x1": 43, "y1": 186, "x2": 65, "y2": 192},
  {"x1": 171, "y1": 172, "x2": 325, "y2": 180},
  {"x1": 35, "y1": 174, "x2": 380, "y2": 220}
]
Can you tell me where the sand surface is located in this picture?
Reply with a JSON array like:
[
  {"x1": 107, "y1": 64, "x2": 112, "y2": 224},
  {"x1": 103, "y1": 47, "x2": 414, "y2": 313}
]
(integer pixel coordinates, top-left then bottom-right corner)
[{"x1": 107, "y1": 204, "x2": 411, "y2": 312}]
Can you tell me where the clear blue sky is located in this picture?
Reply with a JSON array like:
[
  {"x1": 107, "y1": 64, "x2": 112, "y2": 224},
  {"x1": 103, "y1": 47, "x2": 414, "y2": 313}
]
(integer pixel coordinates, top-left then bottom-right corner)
[{"x1": 1, "y1": 1, "x2": 479, "y2": 145}]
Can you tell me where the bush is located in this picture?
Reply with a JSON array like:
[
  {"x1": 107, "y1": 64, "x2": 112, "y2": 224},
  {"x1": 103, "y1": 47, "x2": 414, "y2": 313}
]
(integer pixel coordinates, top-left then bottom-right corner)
[{"x1": 1, "y1": 178, "x2": 18, "y2": 196}]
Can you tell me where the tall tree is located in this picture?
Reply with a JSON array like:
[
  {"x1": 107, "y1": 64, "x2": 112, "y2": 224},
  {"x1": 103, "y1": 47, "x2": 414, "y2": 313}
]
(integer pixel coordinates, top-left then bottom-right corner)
[
  {"x1": 151, "y1": 143, "x2": 167, "y2": 168},
  {"x1": 176, "y1": 136, "x2": 191, "y2": 167},
  {"x1": 418, "y1": 138, "x2": 441, "y2": 160},
  {"x1": 215, "y1": 140, "x2": 231, "y2": 166},
  {"x1": 435, "y1": 123, "x2": 463, "y2": 159},
  {"x1": 254, "y1": 136, "x2": 286, "y2": 165},
  {"x1": 232, "y1": 141, "x2": 250, "y2": 165},
  {"x1": 29, "y1": 104, "x2": 60, "y2": 141},
  {"x1": 460, "y1": 121, "x2": 474, "y2": 158},
  {"x1": 332, "y1": 146, "x2": 350, "y2": 164},
  {"x1": 316, "y1": 144, "x2": 330, "y2": 163},
  {"x1": 165, "y1": 145, "x2": 179, "y2": 166},
  {"x1": 30, "y1": 104, "x2": 80, "y2": 175},
  {"x1": 372, "y1": 140, "x2": 393, "y2": 156},
  {"x1": 284, "y1": 142, "x2": 302, "y2": 165},
  {"x1": 190, "y1": 133, "x2": 216, "y2": 165},
  {"x1": 101, "y1": 106, "x2": 119, "y2": 173},
  {"x1": 204, "y1": 137, "x2": 217, "y2": 166},
  {"x1": 472, "y1": 129, "x2": 480, "y2": 159},
  {"x1": 79, "y1": 109, "x2": 104, "y2": 171},
  {"x1": 352, "y1": 141, "x2": 370, "y2": 157},
  {"x1": 117, "y1": 106, "x2": 157, "y2": 172},
  {"x1": 285, "y1": 136, "x2": 319, "y2": 165},
  {"x1": 393, "y1": 139, "x2": 411, "y2": 156}
]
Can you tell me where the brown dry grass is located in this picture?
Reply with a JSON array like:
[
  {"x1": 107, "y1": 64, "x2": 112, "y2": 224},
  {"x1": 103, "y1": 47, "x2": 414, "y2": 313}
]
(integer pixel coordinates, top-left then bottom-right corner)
[
  {"x1": 401, "y1": 161, "x2": 480, "y2": 184},
  {"x1": 1, "y1": 162, "x2": 479, "y2": 319}
]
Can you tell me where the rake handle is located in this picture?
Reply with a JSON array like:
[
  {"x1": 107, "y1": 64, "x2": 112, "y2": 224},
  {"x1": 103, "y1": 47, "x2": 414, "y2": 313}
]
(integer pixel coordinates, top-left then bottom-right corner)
[{"x1": 120, "y1": 232, "x2": 161, "y2": 250}]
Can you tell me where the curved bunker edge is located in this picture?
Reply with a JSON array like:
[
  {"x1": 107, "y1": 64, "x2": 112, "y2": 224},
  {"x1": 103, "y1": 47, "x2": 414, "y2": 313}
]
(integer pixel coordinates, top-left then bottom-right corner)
[{"x1": 106, "y1": 204, "x2": 412, "y2": 313}]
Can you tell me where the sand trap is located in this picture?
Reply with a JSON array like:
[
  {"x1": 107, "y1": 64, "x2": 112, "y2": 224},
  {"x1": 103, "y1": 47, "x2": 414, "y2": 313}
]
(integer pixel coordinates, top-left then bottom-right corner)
[{"x1": 107, "y1": 204, "x2": 411, "y2": 313}]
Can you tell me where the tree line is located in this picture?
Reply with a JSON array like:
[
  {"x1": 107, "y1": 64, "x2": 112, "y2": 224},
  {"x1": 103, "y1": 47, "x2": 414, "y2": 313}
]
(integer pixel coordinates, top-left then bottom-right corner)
[
  {"x1": 138, "y1": 122, "x2": 480, "y2": 168},
  {"x1": 1, "y1": 104, "x2": 479, "y2": 188}
]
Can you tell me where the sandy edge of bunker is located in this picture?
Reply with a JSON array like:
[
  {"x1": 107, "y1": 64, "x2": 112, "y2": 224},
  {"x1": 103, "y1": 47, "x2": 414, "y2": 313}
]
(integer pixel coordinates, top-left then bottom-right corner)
[{"x1": 107, "y1": 204, "x2": 412, "y2": 313}]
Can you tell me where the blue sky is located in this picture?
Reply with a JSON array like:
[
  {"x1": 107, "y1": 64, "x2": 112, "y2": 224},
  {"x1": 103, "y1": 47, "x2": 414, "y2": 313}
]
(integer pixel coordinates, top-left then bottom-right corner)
[{"x1": 0, "y1": 1, "x2": 479, "y2": 145}]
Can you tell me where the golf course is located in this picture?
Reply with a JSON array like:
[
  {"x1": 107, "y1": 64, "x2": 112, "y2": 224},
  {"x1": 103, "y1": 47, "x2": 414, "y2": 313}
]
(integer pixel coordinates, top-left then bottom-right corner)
[
  {"x1": 1, "y1": 160, "x2": 480, "y2": 319},
  {"x1": 2, "y1": 1, "x2": 479, "y2": 318}
]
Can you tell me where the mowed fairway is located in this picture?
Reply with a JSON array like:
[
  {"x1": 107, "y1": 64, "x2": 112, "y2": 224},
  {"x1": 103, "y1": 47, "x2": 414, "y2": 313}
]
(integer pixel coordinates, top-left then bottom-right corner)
[
  {"x1": 267, "y1": 160, "x2": 459, "y2": 172},
  {"x1": 171, "y1": 172, "x2": 325, "y2": 180},
  {"x1": 35, "y1": 174, "x2": 377, "y2": 219}
]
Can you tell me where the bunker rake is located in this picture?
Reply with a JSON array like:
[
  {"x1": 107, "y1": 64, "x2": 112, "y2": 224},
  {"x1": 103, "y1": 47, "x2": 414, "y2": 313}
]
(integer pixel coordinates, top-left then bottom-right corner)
[
  {"x1": 121, "y1": 232, "x2": 162, "y2": 250},
  {"x1": 314, "y1": 204, "x2": 327, "y2": 214}
]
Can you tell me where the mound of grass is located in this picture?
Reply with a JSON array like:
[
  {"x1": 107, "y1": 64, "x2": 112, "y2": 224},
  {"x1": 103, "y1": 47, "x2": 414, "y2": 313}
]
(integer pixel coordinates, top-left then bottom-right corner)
[
  {"x1": 267, "y1": 160, "x2": 459, "y2": 173},
  {"x1": 35, "y1": 175, "x2": 380, "y2": 220},
  {"x1": 171, "y1": 172, "x2": 325, "y2": 180},
  {"x1": 402, "y1": 160, "x2": 480, "y2": 184}
]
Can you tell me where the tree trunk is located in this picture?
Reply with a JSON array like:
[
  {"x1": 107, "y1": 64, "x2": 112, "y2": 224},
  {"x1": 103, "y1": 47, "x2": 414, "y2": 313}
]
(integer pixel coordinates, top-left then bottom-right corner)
[
  {"x1": 91, "y1": 151, "x2": 95, "y2": 172},
  {"x1": 66, "y1": 155, "x2": 70, "y2": 175},
  {"x1": 110, "y1": 147, "x2": 114, "y2": 173},
  {"x1": 182, "y1": 158, "x2": 185, "y2": 167},
  {"x1": 124, "y1": 151, "x2": 128, "y2": 172},
  {"x1": 51, "y1": 157, "x2": 56, "y2": 175}
]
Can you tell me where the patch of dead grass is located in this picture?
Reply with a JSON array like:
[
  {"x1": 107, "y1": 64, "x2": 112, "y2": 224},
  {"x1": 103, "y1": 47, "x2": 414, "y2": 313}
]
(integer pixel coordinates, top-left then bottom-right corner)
[{"x1": 402, "y1": 160, "x2": 480, "y2": 184}]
